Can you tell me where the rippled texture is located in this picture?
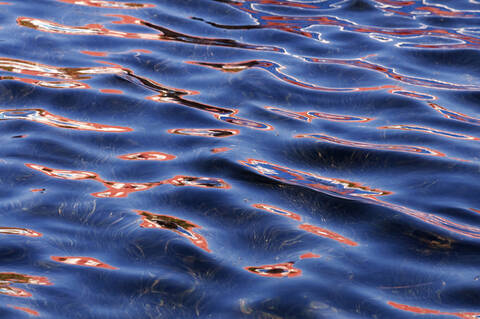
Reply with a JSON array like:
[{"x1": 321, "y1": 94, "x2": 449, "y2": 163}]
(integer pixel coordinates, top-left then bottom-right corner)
[{"x1": 1, "y1": 0, "x2": 480, "y2": 318}]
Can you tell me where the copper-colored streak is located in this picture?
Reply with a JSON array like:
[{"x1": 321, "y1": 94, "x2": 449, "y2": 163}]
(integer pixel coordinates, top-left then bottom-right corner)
[
  {"x1": 211, "y1": 147, "x2": 232, "y2": 153},
  {"x1": 470, "y1": 208, "x2": 480, "y2": 215},
  {"x1": 240, "y1": 159, "x2": 392, "y2": 200},
  {"x1": 0, "y1": 108, "x2": 132, "y2": 132},
  {"x1": 0, "y1": 272, "x2": 51, "y2": 298},
  {"x1": 245, "y1": 262, "x2": 301, "y2": 278},
  {"x1": 373, "y1": 0, "x2": 414, "y2": 5},
  {"x1": 0, "y1": 227, "x2": 42, "y2": 237},
  {"x1": 300, "y1": 224, "x2": 358, "y2": 246},
  {"x1": 390, "y1": 90, "x2": 435, "y2": 100},
  {"x1": 99, "y1": 89, "x2": 123, "y2": 94},
  {"x1": 0, "y1": 2, "x2": 11, "y2": 4},
  {"x1": 430, "y1": 103, "x2": 480, "y2": 126},
  {"x1": 51, "y1": 256, "x2": 117, "y2": 270},
  {"x1": 299, "y1": 253, "x2": 321, "y2": 259},
  {"x1": 30, "y1": 188, "x2": 45, "y2": 192},
  {"x1": 264, "y1": 106, "x2": 312, "y2": 122},
  {"x1": 58, "y1": 0, "x2": 155, "y2": 8},
  {"x1": 0, "y1": 76, "x2": 89, "y2": 89},
  {"x1": 416, "y1": 6, "x2": 472, "y2": 18},
  {"x1": 130, "y1": 49, "x2": 151, "y2": 53},
  {"x1": 378, "y1": 125, "x2": 480, "y2": 141},
  {"x1": 388, "y1": 301, "x2": 480, "y2": 319},
  {"x1": 8, "y1": 305, "x2": 39, "y2": 316},
  {"x1": 27, "y1": 163, "x2": 229, "y2": 198},
  {"x1": 168, "y1": 128, "x2": 239, "y2": 138},
  {"x1": 135, "y1": 210, "x2": 210, "y2": 252},
  {"x1": 306, "y1": 111, "x2": 372, "y2": 123},
  {"x1": 240, "y1": 159, "x2": 480, "y2": 239},
  {"x1": 166, "y1": 175, "x2": 231, "y2": 189},
  {"x1": 80, "y1": 50, "x2": 108, "y2": 57},
  {"x1": 296, "y1": 133, "x2": 446, "y2": 157},
  {"x1": 215, "y1": 113, "x2": 274, "y2": 131},
  {"x1": 252, "y1": 203, "x2": 302, "y2": 221},
  {"x1": 17, "y1": 16, "x2": 279, "y2": 52},
  {"x1": 118, "y1": 151, "x2": 176, "y2": 161}
]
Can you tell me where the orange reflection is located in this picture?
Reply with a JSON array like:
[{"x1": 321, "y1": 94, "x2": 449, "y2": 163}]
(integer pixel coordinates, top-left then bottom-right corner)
[
  {"x1": 388, "y1": 301, "x2": 480, "y2": 319},
  {"x1": 118, "y1": 151, "x2": 176, "y2": 161},
  {"x1": 265, "y1": 106, "x2": 372, "y2": 123},
  {"x1": 30, "y1": 188, "x2": 45, "y2": 192},
  {"x1": 58, "y1": 0, "x2": 155, "y2": 8},
  {"x1": 51, "y1": 256, "x2": 117, "y2": 270},
  {"x1": 378, "y1": 125, "x2": 480, "y2": 141},
  {"x1": 26, "y1": 163, "x2": 229, "y2": 198},
  {"x1": 80, "y1": 50, "x2": 108, "y2": 57},
  {"x1": 296, "y1": 133, "x2": 446, "y2": 157},
  {"x1": 299, "y1": 252, "x2": 321, "y2": 260},
  {"x1": 252, "y1": 203, "x2": 301, "y2": 221},
  {"x1": 99, "y1": 88, "x2": 123, "y2": 94},
  {"x1": 245, "y1": 262, "x2": 301, "y2": 278},
  {"x1": 8, "y1": 305, "x2": 39, "y2": 316},
  {"x1": 0, "y1": 108, "x2": 132, "y2": 132},
  {"x1": 300, "y1": 224, "x2": 358, "y2": 246},
  {"x1": 430, "y1": 103, "x2": 480, "y2": 126},
  {"x1": 211, "y1": 147, "x2": 232, "y2": 153},
  {"x1": 240, "y1": 159, "x2": 480, "y2": 239},
  {"x1": 215, "y1": 113, "x2": 273, "y2": 131},
  {"x1": 470, "y1": 208, "x2": 480, "y2": 215},
  {"x1": 0, "y1": 75, "x2": 89, "y2": 89},
  {"x1": 168, "y1": 128, "x2": 239, "y2": 138},
  {"x1": 373, "y1": 0, "x2": 476, "y2": 19},
  {"x1": 17, "y1": 16, "x2": 278, "y2": 52},
  {"x1": 0, "y1": 227, "x2": 42, "y2": 237},
  {"x1": 135, "y1": 210, "x2": 210, "y2": 252},
  {"x1": 0, "y1": 272, "x2": 52, "y2": 298}
]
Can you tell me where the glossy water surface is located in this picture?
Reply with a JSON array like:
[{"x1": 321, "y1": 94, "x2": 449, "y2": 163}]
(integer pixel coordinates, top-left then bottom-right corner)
[{"x1": 1, "y1": 0, "x2": 480, "y2": 318}]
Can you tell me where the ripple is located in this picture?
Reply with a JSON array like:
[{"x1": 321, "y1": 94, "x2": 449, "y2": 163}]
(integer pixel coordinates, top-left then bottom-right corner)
[
  {"x1": 245, "y1": 262, "x2": 302, "y2": 278},
  {"x1": 51, "y1": 256, "x2": 118, "y2": 270}
]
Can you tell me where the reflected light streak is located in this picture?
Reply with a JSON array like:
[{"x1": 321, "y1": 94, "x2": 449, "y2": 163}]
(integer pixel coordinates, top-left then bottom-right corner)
[
  {"x1": 26, "y1": 163, "x2": 229, "y2": 198},
  {"x1": 388, "y1": 301, "x2": 480, "y2": 319},
  {"x1": 240, "y1": 159, "x2": 480, "y2": 239},
  {"x1": 252, "y1": 203, "x2": 302, "y2": 221},
  {"x1": 135, "y1": 210, "x2": 211, "y2": 252},
  {"x1": 0, "y1": 108, "x2": 132, "y2": 132},
  {"x1": 118, "y1": 151, "x2": 176, "y2": 161},
  {"x1": 245, "y1": 262, "x2": 301, "y2": 278},
  {"x1": 58, "y1": 0, "x2": 155, "y2": 8},
  {"x1": 0, "y1": 272, "x2": 52, "y2": 298},
  {"x1": 168, "y1": 128, "x2": 239, "y2": 138},
  {"x1": 378, "y1": 125, "x2": 480, "y2": 141},
  {"x1": 51, "y1": 256, "x2": 117, "y2": 269},
  {"x1": 296, "y1": 133, "x2": 446, "y2": 157},
  {"x1": 430, "y1": 103, "x2": 480, "y2": 126},
  {"x1": 8, "y1": 305, "x2": 39, "y2": 316},
  {"x1": 299, "y1": 224, "x2": 358, "y2": 246},
  {"x1": 264, "y1": 106, "x2": 372, "y2": 123},
  {"x1": 0, "y1": 227, "x2": 42, "y2": 237}
]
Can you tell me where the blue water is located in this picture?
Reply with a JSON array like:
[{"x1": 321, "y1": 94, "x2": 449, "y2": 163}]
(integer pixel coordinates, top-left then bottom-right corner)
[{"x1": 1, "y1": 0, "x2": 480, "y2": 318}]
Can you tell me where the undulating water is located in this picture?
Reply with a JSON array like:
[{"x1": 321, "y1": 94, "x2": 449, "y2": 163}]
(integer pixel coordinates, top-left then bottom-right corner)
[{"x1": 1, "y1": 0, "x2": 480, "y2": 318}]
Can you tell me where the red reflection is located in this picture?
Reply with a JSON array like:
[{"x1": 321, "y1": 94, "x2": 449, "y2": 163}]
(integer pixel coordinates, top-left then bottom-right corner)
[
  {"x1": 26, "y1": 163, "x2": 229, "y2": 198},
  {"x1": 99, "y1": 88, "x2": 123, "y2": 94},
  {"x1": 215, "y1": 112, "x2": 273, "y2": 131},
  {"x1": 299, "y1": 252, "x2": 321, "y2": 260},
  {"x1": 211, "y1": 147, "x2": 232, "y2": 153},
  {"x1": 17, "y1": 16, "x2": 278, "y2": 52},
  {"x1": 378, "y1": 125, "x2": 480, "y2": 141},
  {"x1": 8, "y1": 305, "x2": 39, "y2": 316},
  {"x1": 0, "y1": 2, "x2": 10, "y2": 4},
  {"x1": 58, "y1": 0, "x2": 155, "y2": 8},
  {"x1": 130, "y1": 49, "x2": 151, "y2": 53},
  {"x1": 80, "y1": 50, "x2": 108, "y2": 57},
  {"x1": 252, "y1": 203, "x2": 301, "y2": 221},
  {"x1": 0, "y1": 272, "x2": 51, "y2": 298},
  {"x1": 241, "y1": 158, "x2": 480, "y2": 239},
  {"x1": 245, "y1": 262, "x2": 301, "y2": 278},
  {"x1": 265, "y1": 106, "x2": 371, "y2": 123},
  {"x1": 168, "y1": 128, "x2": 239, "y2": 138},
  {"x1": 118, "y1": 151, "x2": 176, "y2": 161},
  {"x1": 388, "y1": 301, "x2": 480, "y2": 319},
  {"x1": 0, "y1": 75, "x2": 89, "y2": 89},
  {"x1": 0, "y1": 108, "x2": 132, "y2": 132},
  {"x1": 51, "y1": 256, "x2": 117, "y2": 270},
  {"x1": 0, "y1": 227, "x2": 42, "y2": 237},
  {"x1": 430, "y1": 103, "x2": 480, "y2": 126},
  {"x1": 296, "y1": 133, "x2": 446, "y2": 157},
  {"x1": 300, "y1": 224, "x2": 358, "y2": 247},
  {"x1": 30, "y1": 188, "x2": 45, "y2": 192},
  {"x1": 374, "y1": 0, "x2": 476, "y2": 19},
  {"x1": 470, "y1": 208, "x2": 480, "y2": 215},
  {"x1": 135, "y1": 210, "x2": 210, "y2": 252}
]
